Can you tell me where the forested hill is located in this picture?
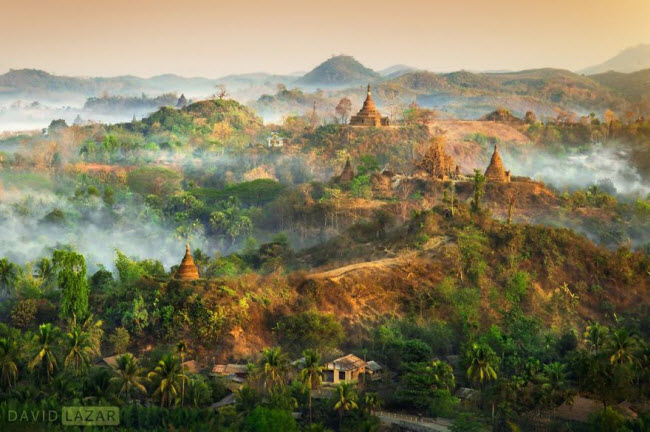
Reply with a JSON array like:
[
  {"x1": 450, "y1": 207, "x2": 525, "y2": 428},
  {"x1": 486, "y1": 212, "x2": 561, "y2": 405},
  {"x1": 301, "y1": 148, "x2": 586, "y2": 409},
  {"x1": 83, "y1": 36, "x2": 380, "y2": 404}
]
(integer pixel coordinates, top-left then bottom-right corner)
[{"x1": 296, "y1": 55, "x2": 381, "y2": 87}]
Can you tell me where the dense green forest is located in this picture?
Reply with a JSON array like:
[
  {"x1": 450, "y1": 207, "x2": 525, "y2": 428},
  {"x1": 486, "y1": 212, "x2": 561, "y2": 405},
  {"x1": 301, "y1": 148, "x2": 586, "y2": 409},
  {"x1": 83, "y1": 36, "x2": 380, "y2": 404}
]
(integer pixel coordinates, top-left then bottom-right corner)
[{"x1": 1, "y1": 95, "x2": 650, "y2": 431}]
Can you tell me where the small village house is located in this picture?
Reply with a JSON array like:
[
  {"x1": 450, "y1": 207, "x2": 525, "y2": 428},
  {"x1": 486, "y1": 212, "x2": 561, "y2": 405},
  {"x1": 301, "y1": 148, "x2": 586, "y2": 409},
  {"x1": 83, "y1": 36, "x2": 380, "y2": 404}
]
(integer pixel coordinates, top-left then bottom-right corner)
[{"x1": 322, "y1": 354, "x2": 367, "y2": 384}]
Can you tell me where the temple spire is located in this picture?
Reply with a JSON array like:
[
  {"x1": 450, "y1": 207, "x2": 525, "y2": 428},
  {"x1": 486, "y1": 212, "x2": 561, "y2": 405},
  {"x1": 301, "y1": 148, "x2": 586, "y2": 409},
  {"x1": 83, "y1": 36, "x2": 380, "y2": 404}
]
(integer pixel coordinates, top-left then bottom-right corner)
[
  {"x1": 176, "y1": 242, "x2": 199, "y2": 280},
  {"x1": 349, "y1": 83, "x2": 390, "y2": 127},
  {"x1": 484, "y1": 145, "x2": 511, "y2": 182}
]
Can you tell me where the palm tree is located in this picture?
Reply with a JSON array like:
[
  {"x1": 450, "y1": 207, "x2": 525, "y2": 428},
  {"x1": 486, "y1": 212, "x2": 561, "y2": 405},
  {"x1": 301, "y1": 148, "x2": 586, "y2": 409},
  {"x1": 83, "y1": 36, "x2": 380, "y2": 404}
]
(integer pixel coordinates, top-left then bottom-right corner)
[
  {"x1": 28, "y1": 323, "x2": 59, "y2": 382},
  {"x1": 333, "y1": 382, "x2": 359, "y2": 429},
  {"x1": 0, "y1": 258, "x2": 19, "y2": 294},
  {"x1": 176, "y1": 340, "x2": 188, "y2": 407},
  {"x1": 584, "y1": 322, "x2": 609, "y2": 354},
  {"x1": 539, "y1": 362, "x2": 571, "y2": 409},
  {"x1": 259, "y1": 347, "x2": 288, "y2": 393},
  {"x1": 35, "y1": 258, "x2": 54, "y2": 287},
  {"x1": 0, "y1": 337, "x2": 19, "y2": 388},
  {"x1": 64, "y1": 327, "x2": 94, "y2": 375},
  {"x1": 109, "y1": 353, "x2": 147, "y2": 403},
  {"x1": 84, "y1": 367, "x2": 115, "y2": 404},
  {"x1": 466, "y1": 343, "x2": 498, "y2": 388},
  {"x1": 363, "y1": 391, "x2": 382, "y2": 415},
  {"x1": 606, "y1": 328, "x2": 640, "y2": 365},
  {"x1": 429, "y1": 360, "x2": 456, "y2": 391},
  {"x1": 298, "y1": 349, "x2": 323, "y2": 424},
  {"x1": 147, "y1": 354, "x2": 185, "y2": 407},
  {"x1": 68, "y1": 313, "x2": 103, "y2": 358}
]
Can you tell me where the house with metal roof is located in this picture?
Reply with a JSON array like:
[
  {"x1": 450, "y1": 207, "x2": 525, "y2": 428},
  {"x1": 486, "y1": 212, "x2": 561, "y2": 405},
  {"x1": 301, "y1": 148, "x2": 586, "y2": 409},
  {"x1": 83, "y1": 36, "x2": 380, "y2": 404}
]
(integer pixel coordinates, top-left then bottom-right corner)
[{"x1": 322, "y1": 354, "x2": 367, "y2": 384}]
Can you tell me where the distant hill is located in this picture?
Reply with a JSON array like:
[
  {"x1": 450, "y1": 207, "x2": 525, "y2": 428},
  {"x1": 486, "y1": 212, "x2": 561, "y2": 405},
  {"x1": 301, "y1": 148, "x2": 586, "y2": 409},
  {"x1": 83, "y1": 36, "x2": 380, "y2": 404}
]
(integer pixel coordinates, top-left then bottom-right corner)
[
  {"x1": 580, "y1": 44, "x2": 650, "y2": 74},
  {"x1": 83, "y1": 93, "x2": 180, "y2": 114},
  {"x1": 381, "y1": 68, "x2": 628, "y2": 117},
  {"x1": 0, "y1": 69, "x2": 222, "y2": 102},
  {"x1": 297, "y1": 55, "x2": 380, "y2": 87},
  {"x1": 589, "y1": 69, "x2": 650, "y2": 102},
  {"x1": 0, "y1": 69, "x2": 99, "y2": 100},
  {"x1": 378, "y1": 64, "x2": 416, "y2": 77},
  {"x1": 215, "y1": 72, "x2": 295, "y2": 89}
]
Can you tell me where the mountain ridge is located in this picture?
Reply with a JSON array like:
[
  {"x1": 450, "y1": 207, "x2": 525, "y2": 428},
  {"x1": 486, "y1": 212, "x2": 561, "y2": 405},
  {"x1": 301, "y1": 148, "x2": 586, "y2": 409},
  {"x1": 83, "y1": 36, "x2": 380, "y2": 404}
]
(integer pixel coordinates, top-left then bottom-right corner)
[{"x1": 580, "y1": 44, "x2": 650, "y2": 74}]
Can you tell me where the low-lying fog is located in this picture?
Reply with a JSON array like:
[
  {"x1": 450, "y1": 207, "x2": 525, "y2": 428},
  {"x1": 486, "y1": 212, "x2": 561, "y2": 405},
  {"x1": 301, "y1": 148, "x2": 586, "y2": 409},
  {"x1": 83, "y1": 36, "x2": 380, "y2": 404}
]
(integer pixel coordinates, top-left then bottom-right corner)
[
  {"x1": 0, "y1": 102, "x2": 154, "y2": 132},
  {"x1": 504, "y1": 143, "x2": 650, "y2": 197},
  {"x1": 0, "y1": 180, "x2": 209, "y2": 274}
]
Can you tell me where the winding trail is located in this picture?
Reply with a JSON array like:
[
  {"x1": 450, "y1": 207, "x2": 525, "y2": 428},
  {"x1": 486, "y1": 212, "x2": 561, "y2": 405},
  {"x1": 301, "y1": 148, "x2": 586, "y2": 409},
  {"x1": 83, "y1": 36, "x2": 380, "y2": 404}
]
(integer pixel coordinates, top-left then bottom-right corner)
[{"x1": 308, "y1": 237, "x2": 448, "y2": 282}]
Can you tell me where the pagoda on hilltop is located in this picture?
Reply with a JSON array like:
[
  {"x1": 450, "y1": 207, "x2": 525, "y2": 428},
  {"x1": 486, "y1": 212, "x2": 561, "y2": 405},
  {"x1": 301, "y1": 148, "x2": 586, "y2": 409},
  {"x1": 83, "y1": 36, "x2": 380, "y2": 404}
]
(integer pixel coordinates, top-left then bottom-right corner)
[
  {"x1": 349, "y1": 84, "x2": 390, "y2": 127},
  {"x1": 175, "y1": 244, "x2": 199, "y2": 280},
  {"x1": 484, "y1": 145, "x2": 511, "y2": 182}
]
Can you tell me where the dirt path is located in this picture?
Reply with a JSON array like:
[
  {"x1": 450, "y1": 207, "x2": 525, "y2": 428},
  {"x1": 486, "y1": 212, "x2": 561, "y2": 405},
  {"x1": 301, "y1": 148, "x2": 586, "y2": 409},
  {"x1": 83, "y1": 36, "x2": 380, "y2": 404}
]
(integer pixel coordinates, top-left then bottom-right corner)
[{"x1": 308, "y1": 237, "x2": 447, "y2": 282}]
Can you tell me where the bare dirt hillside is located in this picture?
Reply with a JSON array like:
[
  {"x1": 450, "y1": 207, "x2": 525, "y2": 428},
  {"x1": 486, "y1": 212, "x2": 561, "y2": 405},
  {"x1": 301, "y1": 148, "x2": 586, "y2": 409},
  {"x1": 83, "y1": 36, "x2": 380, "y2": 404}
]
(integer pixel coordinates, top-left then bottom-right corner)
[{"x1": 431, "y1": 120, "x2": 530, "y2": 144}]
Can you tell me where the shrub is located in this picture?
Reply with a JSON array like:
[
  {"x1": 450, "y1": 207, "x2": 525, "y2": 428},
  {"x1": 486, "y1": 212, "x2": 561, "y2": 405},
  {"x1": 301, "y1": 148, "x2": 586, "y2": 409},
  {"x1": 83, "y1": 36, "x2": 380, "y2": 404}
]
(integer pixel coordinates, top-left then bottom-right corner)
[
  {"x1": 274, "y1": 311, "x2": 344, "y2": 354},
  {"x1": 349, "y1": 175, "x2": 373, "y2": 199},
  {"x1": 243, "y1": 406, "x2": 298, "y2": 432},
  {"x1": 11, "y1": 299, "x2": 37, "y2": 329},
  {"x1": 109, "y1": 327, "x2": 131, "y2": 354}
]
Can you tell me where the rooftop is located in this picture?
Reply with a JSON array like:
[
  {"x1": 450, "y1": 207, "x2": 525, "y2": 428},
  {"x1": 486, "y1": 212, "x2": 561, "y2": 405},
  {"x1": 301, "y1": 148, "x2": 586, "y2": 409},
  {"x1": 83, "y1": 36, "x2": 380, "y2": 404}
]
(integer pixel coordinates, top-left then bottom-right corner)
[
  {"x1": 212, "y1": 364, "x2": 249, "y2": 375},
  {"x1": 329, "y1": 354, "x2": 366, "y2": 371}
]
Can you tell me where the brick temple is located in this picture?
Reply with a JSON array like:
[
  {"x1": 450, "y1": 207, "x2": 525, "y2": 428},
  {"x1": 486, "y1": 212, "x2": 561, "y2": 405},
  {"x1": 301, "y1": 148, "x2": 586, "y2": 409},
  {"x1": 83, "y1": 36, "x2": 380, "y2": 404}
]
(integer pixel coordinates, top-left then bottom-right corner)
[
  {"x1": 175, "y1": 244, "x2": 200, "y2": 280},
  {"x1": 349, "y1": 84, "x2": 390, "y2": 127},
  {"x1": 484, "y1": 145, "x2": 511, "y2": 182}
]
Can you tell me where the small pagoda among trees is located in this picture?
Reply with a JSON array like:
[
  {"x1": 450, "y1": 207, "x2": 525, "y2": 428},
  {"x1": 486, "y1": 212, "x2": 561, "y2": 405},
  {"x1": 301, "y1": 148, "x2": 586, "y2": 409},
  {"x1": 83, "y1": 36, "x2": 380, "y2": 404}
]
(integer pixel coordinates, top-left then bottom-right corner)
[
  {"x1": 175, "y1": 244, "x2": 200, "y2": 280},
  {"x1": 335, "y1": 158, "x2": 355, "y2": 183},
  {"x1": 484, "y1": 145, "x2": 511, "y2": 182}
]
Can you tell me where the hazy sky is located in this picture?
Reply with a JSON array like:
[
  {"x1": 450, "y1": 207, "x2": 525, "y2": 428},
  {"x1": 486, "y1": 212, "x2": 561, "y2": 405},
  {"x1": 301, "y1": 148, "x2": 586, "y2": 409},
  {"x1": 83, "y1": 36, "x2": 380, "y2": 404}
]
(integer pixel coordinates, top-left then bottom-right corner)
[{"x1": 2, "y1": 0, "x2": 650, "y2": 77}]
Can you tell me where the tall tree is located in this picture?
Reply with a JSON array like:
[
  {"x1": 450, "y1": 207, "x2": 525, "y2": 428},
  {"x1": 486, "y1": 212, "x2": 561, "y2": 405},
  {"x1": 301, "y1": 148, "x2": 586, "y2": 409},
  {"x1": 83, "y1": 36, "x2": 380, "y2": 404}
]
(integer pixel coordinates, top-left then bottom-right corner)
[
  {"x1": 470, "y1": 170, "x2": 486, "y2": 214},
  {"x1": 0, "y1": 337, "x2": 19, "y2": 388},
  {"x1": 147, "y1": 354, "x2": 186, "y2": 407},
  {"x1": 53, "y1": 250, "x2": 89, "y2": 319},
  {"x1": 68, "y1": 313, "x2": 103, "y2": 357},
  {"x1": 110, "y1": 353, "x2": 147, "y2": 403},
  {"x1": 259, "y1": 347, "x2": 288, "y2": 394},
  {"x1": 538, "y1": 362, "x2": 571, "y2": 409},
  {"x1": 606, "y1": 328, "x2": 640, "y2": 365},
  {"x1": 28, "y1": 323, "x2": 59, "y2": 383},
  {"x1": 35, "y1": 257, "x2": 54, "y2": 287},
  {"x1": 64, "y1": 327, "x2": 94, "y2": 375},
  {"x1": 363, "y1": 391, "x2": 382, "y2": 415},
  {"x1": 0, "y1": 258, "x2": 19, "y2": 293},
  {"x1": 466, "y1": 343, "x2": 498, "y2": 387},
  {"x1": 584, "y1": 322, "x2": 609, "y2": 354},
  {"x1": 298, "y1": 349, "x2": 323, "y2": 424},
  {"x1": 177, "y1": 340, "x2": 188, "y2": 407},
  {"x1": 335, "y1": 98, "x2": 352, "y2": 124},
  {"x1": 333, "y1": 382, "x2": 359, "y2": 429}
]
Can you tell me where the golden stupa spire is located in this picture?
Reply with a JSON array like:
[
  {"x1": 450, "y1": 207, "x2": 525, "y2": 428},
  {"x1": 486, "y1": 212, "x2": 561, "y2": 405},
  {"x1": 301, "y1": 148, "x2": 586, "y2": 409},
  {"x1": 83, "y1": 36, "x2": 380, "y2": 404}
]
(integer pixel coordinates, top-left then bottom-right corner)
[{"x1": 176, "y1": 242, "x2": 199, "y2": 281}]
